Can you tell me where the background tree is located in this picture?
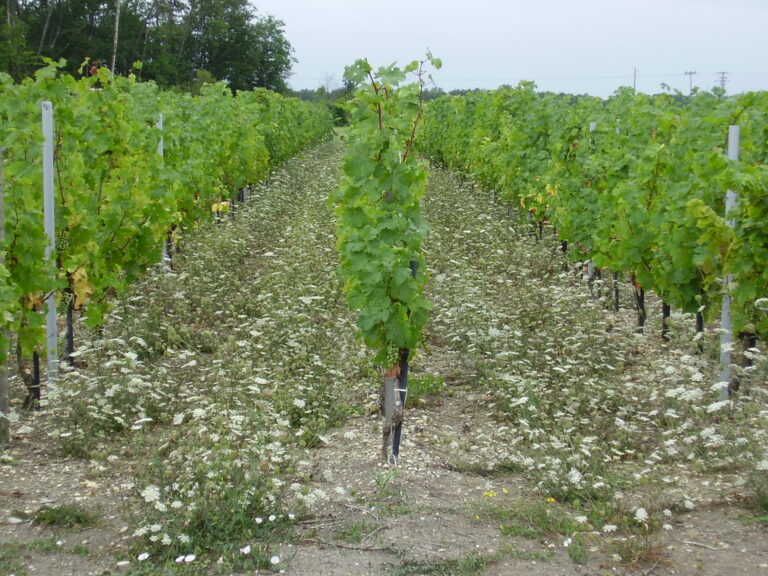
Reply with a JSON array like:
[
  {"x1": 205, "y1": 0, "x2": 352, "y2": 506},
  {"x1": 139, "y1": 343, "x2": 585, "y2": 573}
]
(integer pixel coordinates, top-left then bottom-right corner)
[
  {"x1": 1, "y1": 0, "x2": 35, "y2": 80},
  {"x1": 5, "y1": 0, "x2": 294, "y2": 92}
]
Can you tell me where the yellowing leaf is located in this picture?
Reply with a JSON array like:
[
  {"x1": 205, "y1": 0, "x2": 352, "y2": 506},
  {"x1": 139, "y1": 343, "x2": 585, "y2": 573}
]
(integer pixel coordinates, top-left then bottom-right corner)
[
  {"x1": 23, "y1": 292, "x2": 45, "y2": 310},
  {"x1": 211, "y1": 201, "x2": 231, "y2": 213},
  {"x1": 71, "y1": 267, "x2": 93, "y2": 310}
]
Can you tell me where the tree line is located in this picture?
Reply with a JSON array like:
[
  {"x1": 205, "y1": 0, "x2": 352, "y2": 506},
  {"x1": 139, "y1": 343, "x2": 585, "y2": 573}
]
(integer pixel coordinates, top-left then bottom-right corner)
[{"x1": 1, "y1": 0, "x2": 294, "y2": 92}]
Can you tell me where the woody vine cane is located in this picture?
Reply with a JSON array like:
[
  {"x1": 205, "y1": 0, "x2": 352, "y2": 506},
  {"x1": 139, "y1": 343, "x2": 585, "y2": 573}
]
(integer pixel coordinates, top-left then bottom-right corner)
[{"x1": 332, "y1": 55, "x2": 440, "y2": 463}]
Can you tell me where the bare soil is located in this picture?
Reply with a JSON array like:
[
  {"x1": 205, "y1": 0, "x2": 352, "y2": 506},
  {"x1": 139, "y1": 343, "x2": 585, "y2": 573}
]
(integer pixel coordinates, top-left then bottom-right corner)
[{"x1": 3, "y1": 384, "x2": 768, "y2": 576}]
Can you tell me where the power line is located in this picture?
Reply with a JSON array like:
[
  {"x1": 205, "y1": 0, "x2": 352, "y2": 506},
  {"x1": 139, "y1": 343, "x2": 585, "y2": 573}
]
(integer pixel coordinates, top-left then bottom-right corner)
[
  {"x1": 684, "y1": 70, "x2": 697, "y2": 94},
  {"x1": 718, "y1": 71, "x2": 728, "y2": 90}
]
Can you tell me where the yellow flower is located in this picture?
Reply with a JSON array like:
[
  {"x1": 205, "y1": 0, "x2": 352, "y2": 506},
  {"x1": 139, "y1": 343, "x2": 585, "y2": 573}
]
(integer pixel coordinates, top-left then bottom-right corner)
[{"x1": 483, "y1": 490, "x2": 496, "y2": 498}]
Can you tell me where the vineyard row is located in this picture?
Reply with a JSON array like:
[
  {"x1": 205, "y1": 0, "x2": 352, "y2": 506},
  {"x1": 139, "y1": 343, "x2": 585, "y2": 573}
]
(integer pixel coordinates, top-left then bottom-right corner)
[
  {"x1": 420, "y1": 85, "x2": 768, "y2": 345},
  {"x1": 0, "y1": 62, "x2": 333, "y2": 406}
]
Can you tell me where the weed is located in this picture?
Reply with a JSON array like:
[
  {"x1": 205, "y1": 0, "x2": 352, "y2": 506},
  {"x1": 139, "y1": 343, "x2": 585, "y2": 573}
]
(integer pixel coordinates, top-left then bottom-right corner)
[
  {"x1": 565, "y1": 534, "x2": 588, "y2": 564},
  {"x1": 482, "y1": 498, "x2": 579, "y2": 539},
  {"x1": 0, "y1": 535, "x2": 67, "y2": 575},
  {"x1": 387, "y1": 551, "x2": 499, "y2": 576},
  {"x1": 747, "y1": 464, "x2": 768, "y2": 515},
  {"x1": 373, "y1": 468, "x2": 401, "y2": 494},
  {"x1": 34, "y1": 503, "x2": 98, "y2": 528},
  {"x1": 406, "y1": 373, "x2": 445, "y2": 407},
  {"x1": 608, "y1": 534, "x2": 661, "y2": 566},
  {"x1": 333, "y1": 520, "x2": 376, "y2": 544},
  {"x1": 0, "y1": 543, "x2": 26, "y2": 576},
  {"x1": 477, "y1": 494, "x2": 663, "y2": 566},
  {"x1": 24, "y1": 537, "x2": 61, "y2": 553}
]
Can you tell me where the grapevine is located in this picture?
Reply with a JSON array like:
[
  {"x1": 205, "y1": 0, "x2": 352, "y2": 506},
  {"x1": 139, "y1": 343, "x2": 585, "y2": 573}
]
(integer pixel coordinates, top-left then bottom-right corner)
[{"x1": 331, "y1": 54, "x2": 441, "y2": 461}]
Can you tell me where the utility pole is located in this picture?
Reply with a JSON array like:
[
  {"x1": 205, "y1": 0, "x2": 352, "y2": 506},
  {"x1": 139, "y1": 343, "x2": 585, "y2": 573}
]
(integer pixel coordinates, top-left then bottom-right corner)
[
  {"x1": 633, "y1": 67, "x2": 637, "y2": 93},
  {"x1": 684, "y1": 70, "x2": 696, "y2": 94},
  {"x1": 718, "y1": 71, "x2": 728, "y2": 91}
]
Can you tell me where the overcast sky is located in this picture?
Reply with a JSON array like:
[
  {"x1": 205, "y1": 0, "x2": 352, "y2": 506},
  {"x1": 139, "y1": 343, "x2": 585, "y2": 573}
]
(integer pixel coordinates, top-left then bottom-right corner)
[{"x1": 253, "y1": 0, "x2": 767, "y2": 97}]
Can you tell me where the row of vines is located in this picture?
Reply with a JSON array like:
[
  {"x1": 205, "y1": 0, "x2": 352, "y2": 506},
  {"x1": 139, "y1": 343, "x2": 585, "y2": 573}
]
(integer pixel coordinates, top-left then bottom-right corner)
[
  {"x1": 0, "y1": 61, "x2": 333, "y2": 409},
  {"x1": 419, "y1": 85, "x2": 768, "y2": 343}
]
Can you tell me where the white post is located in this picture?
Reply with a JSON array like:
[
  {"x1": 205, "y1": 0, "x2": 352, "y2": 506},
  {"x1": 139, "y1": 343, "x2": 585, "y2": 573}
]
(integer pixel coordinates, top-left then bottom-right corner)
[
  {"x1": 42, "y1": 102, "x2": 58, "y2": 387},
  {"x1": 0, "y1": 147, "x2": 9, "y2": 444},
  {"x1": 157, "y1": 113, "x2": 170, "y2": 266},
  {"x1": 718, "y1": 125, "x2": 739, "y2": 401},
  {"x1": 587, "y1": 121, "x2": 597, "y2": 283},
  {"x1": 157, "y1": 113, "x2": 164, "y2": 157}
]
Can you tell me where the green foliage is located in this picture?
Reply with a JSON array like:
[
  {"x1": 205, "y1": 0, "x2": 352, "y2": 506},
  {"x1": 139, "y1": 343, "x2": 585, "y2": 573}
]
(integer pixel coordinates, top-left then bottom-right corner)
[
  {"x1": 331, "y1": 55, "x2": 441, "y2": 365},
  {"x1": 420, "y1": 86, "x2": 768, "y2": 336},
  {"x1": 0, "y1": 63, "x2": 332, "y2": 363}
]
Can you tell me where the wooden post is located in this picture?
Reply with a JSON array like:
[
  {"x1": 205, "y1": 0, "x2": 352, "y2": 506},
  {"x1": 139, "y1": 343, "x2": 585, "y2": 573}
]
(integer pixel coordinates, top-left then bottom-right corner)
[{"x1": 381, "y1": 365, "x2": 399, "y2": 463}]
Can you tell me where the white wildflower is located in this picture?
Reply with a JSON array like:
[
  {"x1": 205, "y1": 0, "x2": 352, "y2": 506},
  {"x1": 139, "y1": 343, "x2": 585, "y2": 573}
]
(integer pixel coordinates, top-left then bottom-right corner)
[
  {"x1": 567, "y1": 467, "x2": 582, "y2": 485},
  {"x1": 140, "y1": 485, "x2": 161, "y2": 503},
  {"x1": 634, "y1": 507, "x2": 648, "y2": 523},
  {"x1": 706, "y1": 400, "x2": 730, "y2": 413}
]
